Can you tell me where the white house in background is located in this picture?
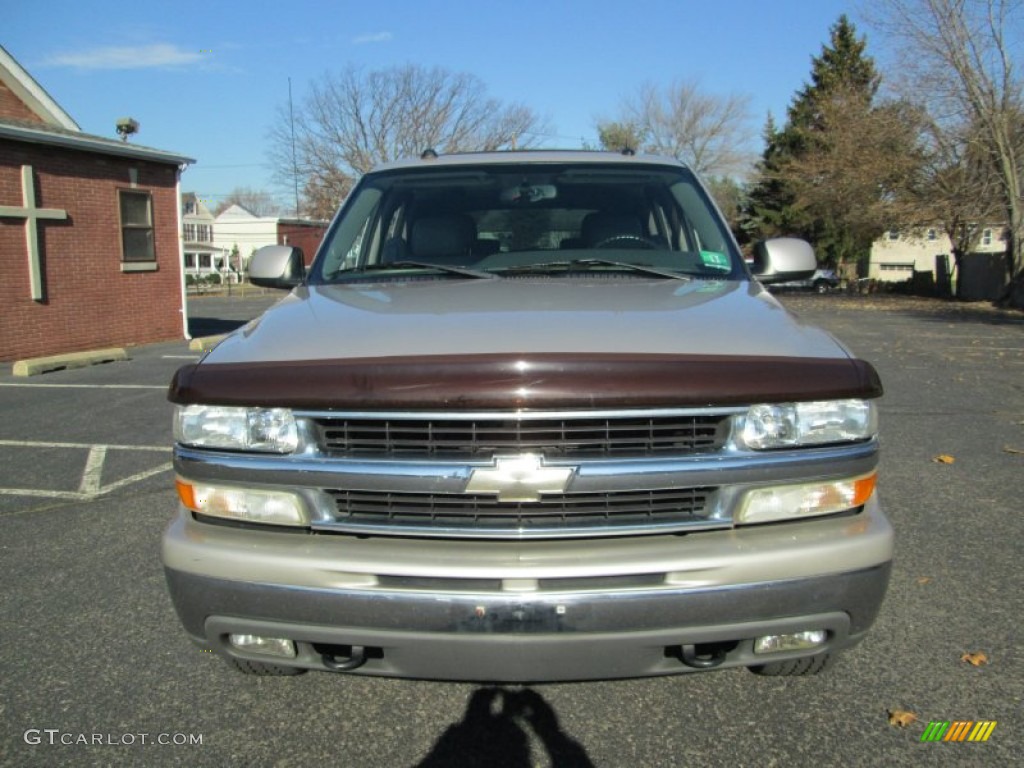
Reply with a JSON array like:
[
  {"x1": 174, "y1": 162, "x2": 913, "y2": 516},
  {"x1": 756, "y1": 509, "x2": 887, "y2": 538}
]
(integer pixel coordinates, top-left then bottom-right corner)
[
  {"x1": 181, "y1": 193, "x2": 225, "y2": 280},
  {"x1": 212, "y1": 204, "x2": 277, "y2": 272},
  {"x1": 212, "y1": 204, "x2": 328, "y2": 273},
  {"x1": 868, "y1": 225, "x2": 1007, "y2": 282}
]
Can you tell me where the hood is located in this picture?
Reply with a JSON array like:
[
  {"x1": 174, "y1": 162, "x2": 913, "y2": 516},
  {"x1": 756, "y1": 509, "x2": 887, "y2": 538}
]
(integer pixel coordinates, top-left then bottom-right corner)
[
  {"x1": 206, "y1": 277, "x2": 848, "y2": 363},
  {"x1": 169, "y1": 278, "x2": 882, "y2": 410}
]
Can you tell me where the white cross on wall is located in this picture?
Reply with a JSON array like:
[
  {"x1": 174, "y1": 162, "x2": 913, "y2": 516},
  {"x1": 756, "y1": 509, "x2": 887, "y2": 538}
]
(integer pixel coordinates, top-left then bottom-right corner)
[{"x1": 0, "y1": 165, "x2": 68, "y2": 301}]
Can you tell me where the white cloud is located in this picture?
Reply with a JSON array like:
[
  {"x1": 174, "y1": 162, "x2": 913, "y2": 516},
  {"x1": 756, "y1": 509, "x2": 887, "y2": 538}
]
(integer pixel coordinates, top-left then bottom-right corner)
[
  {"x1": 44, "y1": 43, "x2": 204, "y2": 70},
  {"x1": 352, "y1": 31, "x2": 393, "y2": 45}
]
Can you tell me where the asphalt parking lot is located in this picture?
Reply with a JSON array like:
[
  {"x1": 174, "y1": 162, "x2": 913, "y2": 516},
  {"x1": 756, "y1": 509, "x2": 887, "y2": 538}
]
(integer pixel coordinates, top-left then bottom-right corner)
[{"x1": 1, "y1": 291, "x2": 1021, "y2": 767}]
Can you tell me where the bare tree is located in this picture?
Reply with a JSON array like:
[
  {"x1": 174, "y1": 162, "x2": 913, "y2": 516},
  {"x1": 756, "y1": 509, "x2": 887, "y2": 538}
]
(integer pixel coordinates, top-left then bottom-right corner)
[
  {"x1": 869, "y1": 0, "x2": 1024, "y2": 304},
  {"x1": 299, "y1": 169, "x2": 354, "y2": 222},
  {"x1": 270, "y1": 64, "x2": 548, "y2": 217},
  {"x1": 214, "y1": 187, "x2": 282, "y2": 217},
  {"x1": 599, "y1": 79, "x2": 755, "y2": 178},
  {"x1": 901, "y1": 116, "x2": 1007, "y2": 295}
]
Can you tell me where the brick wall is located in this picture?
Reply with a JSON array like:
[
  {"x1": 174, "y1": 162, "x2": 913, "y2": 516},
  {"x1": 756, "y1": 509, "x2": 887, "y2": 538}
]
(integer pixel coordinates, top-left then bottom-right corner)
[
  {"x1": 277, "y1": 221, "x2": 328, "y2": 266},
  {"x1": 0, "y1": 141, "x2": 184, "y2": 361},
  {"x1": 0, "y1": 82, "x2": 44, "y2": 124}
]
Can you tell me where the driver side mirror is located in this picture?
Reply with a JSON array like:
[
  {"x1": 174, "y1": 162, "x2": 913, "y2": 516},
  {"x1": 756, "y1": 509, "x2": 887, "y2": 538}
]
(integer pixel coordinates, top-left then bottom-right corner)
[
  {"x1": 249, "y1": 245, "x2": 306, "y2": 289},
  {"x1": 751, "y1": 238, "x2": 817, "y2": 284}
]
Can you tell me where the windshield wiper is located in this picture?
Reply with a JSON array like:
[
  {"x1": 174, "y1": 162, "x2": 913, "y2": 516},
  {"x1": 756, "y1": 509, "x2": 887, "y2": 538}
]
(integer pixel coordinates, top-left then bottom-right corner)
[
  {"x1": 342, "y1": 261, "x2": 497, "y2": 279},
  {"x1": 499, "y1": 259, "x2": 691, "y2": 281}
]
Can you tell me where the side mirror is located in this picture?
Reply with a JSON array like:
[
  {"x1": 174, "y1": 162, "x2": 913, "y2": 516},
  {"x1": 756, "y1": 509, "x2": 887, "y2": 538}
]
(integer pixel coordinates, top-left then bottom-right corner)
[
  {"x1": 750, "y1": 238, "x2": 817, "y2": 284},
  {"x1": 249, "y1": 245, "x2": 306, "y2": 289}
]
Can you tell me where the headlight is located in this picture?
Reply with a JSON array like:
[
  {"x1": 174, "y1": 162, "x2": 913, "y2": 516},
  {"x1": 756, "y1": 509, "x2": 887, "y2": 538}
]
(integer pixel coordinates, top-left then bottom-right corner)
[
  {"x1": 738, "y1": 400, "x2": 877, "y2": 450},
  {"x1": 174, "y1": 405, "x2": 298, "y2": 453}
]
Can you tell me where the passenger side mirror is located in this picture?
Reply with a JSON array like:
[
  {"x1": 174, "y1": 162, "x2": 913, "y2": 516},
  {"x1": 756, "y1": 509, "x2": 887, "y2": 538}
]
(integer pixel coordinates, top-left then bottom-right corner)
[
  {"x1": 249, "y1": 245, "x2": 306, "y2": 289},
  {"x1": 750, "y1": 238, "x2": 817, "y2": 284}
]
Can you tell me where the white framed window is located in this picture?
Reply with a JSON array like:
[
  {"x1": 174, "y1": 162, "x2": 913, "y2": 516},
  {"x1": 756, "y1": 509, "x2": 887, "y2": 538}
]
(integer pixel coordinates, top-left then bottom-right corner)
[{"x1": 119, "y1": 190, "x2": 155, "y2": 263}]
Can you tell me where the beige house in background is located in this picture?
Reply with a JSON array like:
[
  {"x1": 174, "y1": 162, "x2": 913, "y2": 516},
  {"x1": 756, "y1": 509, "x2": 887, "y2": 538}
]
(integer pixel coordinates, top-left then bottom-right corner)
[{"x1": 868, "y1": 225, "x2": 1006, "y2": 283}]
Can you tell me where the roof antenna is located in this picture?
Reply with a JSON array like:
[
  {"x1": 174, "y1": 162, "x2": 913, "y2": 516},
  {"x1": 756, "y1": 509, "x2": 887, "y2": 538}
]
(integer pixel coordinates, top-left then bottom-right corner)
[{"x1": 420, "y1": 148, "x2": 439, "y2": 160}]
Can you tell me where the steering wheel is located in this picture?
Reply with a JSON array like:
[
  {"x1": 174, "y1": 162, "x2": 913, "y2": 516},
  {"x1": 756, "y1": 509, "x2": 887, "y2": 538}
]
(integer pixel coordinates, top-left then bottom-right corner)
[{"x1": 592, "y1": 235, "x2": 658, "y2": 250}]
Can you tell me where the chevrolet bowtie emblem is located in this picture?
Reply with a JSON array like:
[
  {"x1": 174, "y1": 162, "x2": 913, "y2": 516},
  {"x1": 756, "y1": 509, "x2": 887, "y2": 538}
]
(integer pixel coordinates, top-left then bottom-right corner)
[{"x1": 464, "y1": 454, "x2": 574, "y2": 502}]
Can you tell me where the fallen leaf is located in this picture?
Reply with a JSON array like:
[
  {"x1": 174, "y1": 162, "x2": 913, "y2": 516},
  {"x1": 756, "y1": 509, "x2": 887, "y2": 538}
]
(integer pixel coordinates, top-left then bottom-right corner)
[
  {"x1": 887, "y1": 709, "x2": 918, "y2": 728},
  {"x1": 916, "y1": 577, "x2": 932, "y2": 586},
  {"x1": 933, "y1": 454, "x2": 956, "y2": 464},
  {"x1": 1003, "y1": 445, "x2": 1024, "y2": 455},
  {"x1": 961, "y1": 651, "x2": 989, "y2": 667}
]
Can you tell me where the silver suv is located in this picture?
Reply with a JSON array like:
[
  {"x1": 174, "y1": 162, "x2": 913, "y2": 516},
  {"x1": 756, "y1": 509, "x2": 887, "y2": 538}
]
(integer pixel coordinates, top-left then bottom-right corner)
[{"x1": 164, "y1": 150, "x2": 892, "y2": 681}]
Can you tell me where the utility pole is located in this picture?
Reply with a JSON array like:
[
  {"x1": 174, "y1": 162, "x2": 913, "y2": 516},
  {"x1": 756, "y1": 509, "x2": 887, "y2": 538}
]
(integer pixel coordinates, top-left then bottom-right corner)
[{"x1": 289, "y1": 77, "x2": 299, "y2": 218}]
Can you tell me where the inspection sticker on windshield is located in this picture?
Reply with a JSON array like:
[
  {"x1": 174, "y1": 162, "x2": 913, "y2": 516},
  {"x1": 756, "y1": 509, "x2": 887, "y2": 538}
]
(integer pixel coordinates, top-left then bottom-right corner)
[{"x1": 700, "y1": 251, "x2": 730, "y2": 270}]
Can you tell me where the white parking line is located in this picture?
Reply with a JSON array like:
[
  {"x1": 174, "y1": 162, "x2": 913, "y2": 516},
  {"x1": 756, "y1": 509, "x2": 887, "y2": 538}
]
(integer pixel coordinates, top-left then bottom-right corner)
[
  {"x1": 0, "y1": 440, "x2": 167, "y2": 451},
  {"x1": 78, "y1": 446, "x2": 107, "y2": 495},
  {"x1": 0, "y1": 383, "x2": 166, "y2": 390},
  {"x1": 0, "y1": 441, "x2": 172, "y2": 501}
]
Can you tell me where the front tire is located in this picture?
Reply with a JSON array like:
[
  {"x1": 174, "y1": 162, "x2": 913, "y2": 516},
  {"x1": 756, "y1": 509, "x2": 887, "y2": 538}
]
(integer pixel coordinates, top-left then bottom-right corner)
[{"x1": 748, "y1": 653, "x2": 836, "y2": 676}]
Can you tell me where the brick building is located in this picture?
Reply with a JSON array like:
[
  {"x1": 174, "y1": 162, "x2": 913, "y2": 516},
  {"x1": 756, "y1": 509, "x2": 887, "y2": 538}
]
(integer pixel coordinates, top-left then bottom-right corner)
[{"x1": 0, "y1": 45, "x2": 193, "y2": 362}]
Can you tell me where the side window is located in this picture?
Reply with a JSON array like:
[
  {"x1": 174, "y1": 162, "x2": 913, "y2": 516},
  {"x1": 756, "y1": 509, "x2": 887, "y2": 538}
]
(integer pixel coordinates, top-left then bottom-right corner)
[
  {"x1": 341, "y1": 217, "x2": 371, "y2": 270},
  {"x1": 670, "y1": 180, "x2": 731, "y2": 258},
  {"x1": 317, "y1": 186, "x2": 383, "y2": 276},
  {"x1": 119, "y1": 190, "x2": 155, "y2": 262}
]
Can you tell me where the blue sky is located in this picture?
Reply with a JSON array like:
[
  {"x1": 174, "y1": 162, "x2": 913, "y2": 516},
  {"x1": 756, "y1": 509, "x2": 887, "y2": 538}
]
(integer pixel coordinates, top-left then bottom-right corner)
[{"x1": 5, "y1": 0, "x2": 862, "y2": 206}]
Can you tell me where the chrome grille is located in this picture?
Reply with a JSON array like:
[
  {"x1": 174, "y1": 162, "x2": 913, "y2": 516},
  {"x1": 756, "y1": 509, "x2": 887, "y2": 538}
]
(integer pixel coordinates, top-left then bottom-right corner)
[
  {"x1": 312, "y1": 413, "x2": 729, "y2": 457},
  {"x1": 322, "y1": 486, "x2": 717, "y2": 537}
]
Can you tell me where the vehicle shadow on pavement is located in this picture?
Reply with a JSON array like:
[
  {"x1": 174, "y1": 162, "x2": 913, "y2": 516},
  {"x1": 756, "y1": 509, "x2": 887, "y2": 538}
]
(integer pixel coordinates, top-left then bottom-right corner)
[
  {"x1": 185, "y1": 294, "x2": 281, "y2": 339},
  {"x1": 186, "y1": 315, "x2": 250, "y2": 338},
  {"x1": 415, "y1": 687, "x2": 593, "y2": 768}
]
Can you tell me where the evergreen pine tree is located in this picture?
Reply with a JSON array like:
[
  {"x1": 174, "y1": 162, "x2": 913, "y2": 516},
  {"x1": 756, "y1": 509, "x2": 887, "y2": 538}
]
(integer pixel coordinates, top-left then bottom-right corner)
[{"x1": 744, "y1": 16, "x2": 887, "y2": 265}]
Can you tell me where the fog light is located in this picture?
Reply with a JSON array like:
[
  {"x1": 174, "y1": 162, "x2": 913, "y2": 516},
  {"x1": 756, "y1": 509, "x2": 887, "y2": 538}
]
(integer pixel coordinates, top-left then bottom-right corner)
[
  {"x1": 228, "y1": 634, "x2": 297, "y2": 659},
  {"x1": 737, "y1": 472, "x2": 876, "y2": 525},
  {"x1": 754, "y1": 630, "x2": 828, "y2": 655},
  {"x1": 176, "y1": 479, "x2": 307, "y2": 526}
]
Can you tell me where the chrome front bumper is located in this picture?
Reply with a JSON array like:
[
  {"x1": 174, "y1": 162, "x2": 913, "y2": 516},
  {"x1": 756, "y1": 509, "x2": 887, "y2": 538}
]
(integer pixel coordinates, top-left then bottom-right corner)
[{"x1": 163, "y1": 498, "x2": 893, "y2": 681}]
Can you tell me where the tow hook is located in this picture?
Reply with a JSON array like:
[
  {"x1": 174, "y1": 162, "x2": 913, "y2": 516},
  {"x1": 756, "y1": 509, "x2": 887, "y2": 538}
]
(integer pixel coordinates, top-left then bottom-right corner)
[
  {"x1": 679, "y1": 644, "x2": 727, "y2": 669},
  {"x1": 321, "y1": 645, "x2": 368, "y2": 671}
]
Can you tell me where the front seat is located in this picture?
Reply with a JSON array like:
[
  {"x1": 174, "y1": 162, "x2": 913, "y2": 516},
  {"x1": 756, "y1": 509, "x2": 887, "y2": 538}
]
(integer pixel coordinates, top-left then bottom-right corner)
[
  {"x1": 409, "y1": 214, "x2": 477, "y2": 265},
  {"x1": 581, "y1": 211, "x2": 644, "y2": 247}
]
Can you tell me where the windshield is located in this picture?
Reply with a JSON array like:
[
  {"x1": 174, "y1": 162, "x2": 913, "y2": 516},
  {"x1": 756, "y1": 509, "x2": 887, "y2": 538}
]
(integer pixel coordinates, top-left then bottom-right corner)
[{"x1": 311, "y1": 161, "x2": 744, "y2": 283}]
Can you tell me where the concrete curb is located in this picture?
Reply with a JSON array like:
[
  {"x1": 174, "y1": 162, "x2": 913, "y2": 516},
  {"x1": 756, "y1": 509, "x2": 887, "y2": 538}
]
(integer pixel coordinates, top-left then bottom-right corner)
[
  {"x1": 12, "y1": 347, "x2": 129, "y2": 377},
  {"x1": 188, "y1": 335, "x2": 227, "y2": 352}
]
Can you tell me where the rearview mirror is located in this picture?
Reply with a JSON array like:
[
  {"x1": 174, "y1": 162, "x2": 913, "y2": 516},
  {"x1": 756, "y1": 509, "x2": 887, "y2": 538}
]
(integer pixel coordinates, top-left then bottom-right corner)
[
  {"x1": 751, "y1": 238, "x2": 817, "y2": 284},
  {"x1": 249, "y1": 245, "x2": 306, "y2": 289}
]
